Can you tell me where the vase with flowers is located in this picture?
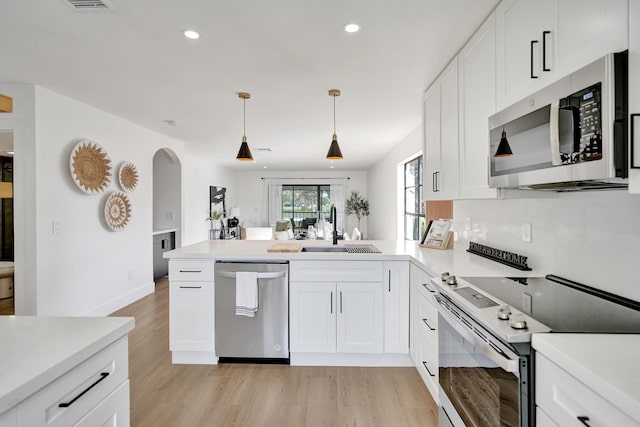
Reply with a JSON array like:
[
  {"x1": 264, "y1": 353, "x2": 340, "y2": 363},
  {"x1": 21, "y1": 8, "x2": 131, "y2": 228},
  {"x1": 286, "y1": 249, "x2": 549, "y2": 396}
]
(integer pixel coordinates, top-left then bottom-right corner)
[{"x1": 206, "y1": 209, "x2": 224, "y2": 239}]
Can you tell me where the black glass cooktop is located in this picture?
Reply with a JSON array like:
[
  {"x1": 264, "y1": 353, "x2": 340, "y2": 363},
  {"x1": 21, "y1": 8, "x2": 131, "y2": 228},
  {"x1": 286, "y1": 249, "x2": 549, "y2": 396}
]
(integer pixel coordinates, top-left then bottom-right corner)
[{"x1": 459, "y1": 275, "x2": 640, "y2": 333}]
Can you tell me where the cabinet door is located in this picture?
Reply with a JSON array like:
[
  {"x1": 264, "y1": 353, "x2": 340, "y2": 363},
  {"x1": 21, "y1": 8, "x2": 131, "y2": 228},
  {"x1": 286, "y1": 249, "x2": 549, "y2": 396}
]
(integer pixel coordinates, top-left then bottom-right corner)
[
  {"x1": 423, "y1": 83, "x2": 441, "y2": 199},
  {"x1": 438, "y1": 59, "x2": 460, "y2": 200},
  {"x1": 336, "y1": 282, "x2": 383, "y2": 353},
  {"x1": 552, "y1": 0, "x2": 628, "y2": 80},
  {"x1": 458, "y1": 13, "x2": 500, "y2": 200},
  {"x1": 290, "y1": 282, "x2": 336, "y2": 353},
  {"x1": 169, "y1": 282, "x2": 214, "y2": 352},
  {"x1": 383, "y1": 261, "x2": 409, "y2": 353},
  {"x1": 631, "y1": 0, "x2": 640, "y2": 193},
  {"x1": 73, "y1": 380, "x2": 130, "y2": 427},
  {"x1": 496, "y1": 0, "x2": 547, "y2": 109}
]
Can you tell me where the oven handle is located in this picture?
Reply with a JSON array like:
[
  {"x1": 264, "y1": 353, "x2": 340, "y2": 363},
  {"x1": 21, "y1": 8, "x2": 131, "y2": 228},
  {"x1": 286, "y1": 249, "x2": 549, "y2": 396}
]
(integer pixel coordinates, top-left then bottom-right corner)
[{"x1": 438, "y1": 305, "x2": 520, "y2": 375}]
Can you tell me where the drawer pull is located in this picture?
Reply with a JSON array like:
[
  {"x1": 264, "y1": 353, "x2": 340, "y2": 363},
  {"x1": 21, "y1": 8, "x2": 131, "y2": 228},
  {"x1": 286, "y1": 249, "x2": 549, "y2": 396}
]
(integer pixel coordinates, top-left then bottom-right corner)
[
  {"x1": 59, "y1": 372, "x2": 109, "y2": 408},
  {"x1": 179, "y1": 269, "x2": 202, "y2": 273},
  {"x1": 577, "y1": 416, "x2": 591, "y2": 426},
  {"x1": 422, "y1": 283, "x2": 436, "y2": 293},
  {"x1": 179, "y1": 286, "x2": 202, "y2": 289},
  {"x1": 422, "y1": 362, "x2": 436, "y2": 377},
  {"x1": 422, "y1": 318, "x2": 436, "y2": 331}
]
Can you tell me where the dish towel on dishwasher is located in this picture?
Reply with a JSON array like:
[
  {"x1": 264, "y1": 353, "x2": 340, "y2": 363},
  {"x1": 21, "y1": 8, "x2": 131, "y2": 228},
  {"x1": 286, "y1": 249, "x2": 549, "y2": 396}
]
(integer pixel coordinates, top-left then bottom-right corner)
[{"x1": 235, "y1": 271, "x2": 259, "y2": 317}]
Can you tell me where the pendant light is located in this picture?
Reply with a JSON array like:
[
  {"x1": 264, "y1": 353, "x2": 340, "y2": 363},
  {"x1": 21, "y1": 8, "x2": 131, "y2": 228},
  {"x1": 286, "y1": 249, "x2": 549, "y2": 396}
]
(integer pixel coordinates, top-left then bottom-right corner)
[
  {"x1": 236, "y1": 92, "x2": 254, "y2": 161},
  {"x1": 327, "y1": 89, "x2": 344, "y2": 160},
  {"x1": 494, "y1": 126, "x2": 513, "y2": 157}
]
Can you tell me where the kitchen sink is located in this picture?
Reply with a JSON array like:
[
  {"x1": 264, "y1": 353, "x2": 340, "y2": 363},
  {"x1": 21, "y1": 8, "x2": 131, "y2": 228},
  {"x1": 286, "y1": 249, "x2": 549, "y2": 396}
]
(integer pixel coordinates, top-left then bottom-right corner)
[{"x1": 301, "y1": 245, "x2": 381, "y2": 254}]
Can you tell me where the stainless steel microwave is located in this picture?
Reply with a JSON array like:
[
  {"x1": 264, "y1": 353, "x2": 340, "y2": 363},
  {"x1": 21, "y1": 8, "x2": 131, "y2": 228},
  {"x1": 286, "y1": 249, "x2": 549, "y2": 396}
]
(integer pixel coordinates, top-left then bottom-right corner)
[{"x1": 488, "y1": 52, "x2": 628, "y2": 191}]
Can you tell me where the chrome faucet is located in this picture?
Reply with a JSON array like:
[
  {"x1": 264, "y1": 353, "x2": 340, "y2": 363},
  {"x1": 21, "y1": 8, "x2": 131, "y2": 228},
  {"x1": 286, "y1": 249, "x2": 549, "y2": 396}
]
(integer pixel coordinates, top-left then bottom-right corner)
[{"x1": 331, "y1": 204, "x2": 338, "y2": 245}]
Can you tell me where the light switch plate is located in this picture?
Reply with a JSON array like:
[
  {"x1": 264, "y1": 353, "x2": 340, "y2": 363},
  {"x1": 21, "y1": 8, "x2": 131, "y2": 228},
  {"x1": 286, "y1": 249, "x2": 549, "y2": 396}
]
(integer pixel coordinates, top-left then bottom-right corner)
[{"x1": 521, "y1": 222, "x2": 532, "y2": 242}]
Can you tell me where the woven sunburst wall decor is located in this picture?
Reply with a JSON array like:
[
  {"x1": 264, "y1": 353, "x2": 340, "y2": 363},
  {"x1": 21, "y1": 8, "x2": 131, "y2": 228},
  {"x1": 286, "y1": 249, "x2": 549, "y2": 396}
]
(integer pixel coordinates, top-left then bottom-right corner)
[
  {"x1": 104, "y1": 192, "x2": 132, "y2": 231},
  {"x1": 69, "y1": 140, "x2": 112, "y2": 194},
  {"x1": 118, "y1": 162, "x2": 139, "y2": 192}
]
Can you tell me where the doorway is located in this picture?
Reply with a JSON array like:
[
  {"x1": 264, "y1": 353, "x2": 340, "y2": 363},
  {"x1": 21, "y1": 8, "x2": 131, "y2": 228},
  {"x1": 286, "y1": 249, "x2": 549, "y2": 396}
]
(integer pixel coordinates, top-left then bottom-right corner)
[
  {"x1": 152, "y1": 148, "x2": 181, "y2": 282},
  {"x1": 0, "y1": 131, "x2": 14, "y2": 315}
]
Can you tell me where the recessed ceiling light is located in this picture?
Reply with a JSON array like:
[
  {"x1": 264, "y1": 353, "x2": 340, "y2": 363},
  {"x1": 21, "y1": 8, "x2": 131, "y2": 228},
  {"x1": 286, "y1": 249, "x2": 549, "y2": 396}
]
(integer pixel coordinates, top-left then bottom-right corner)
[
  {"x1": 183, "y1": 30, "x2": 200, "y2": 40},
  {"x1": 330, "y1": 165, "x2": 334, "y2": 169},
  {"x1": 344, "y1": 23, "x2": 360, "y2": 33},
  {"x1": 263, "y1": 166, "x2": 267, "y2": 169}
]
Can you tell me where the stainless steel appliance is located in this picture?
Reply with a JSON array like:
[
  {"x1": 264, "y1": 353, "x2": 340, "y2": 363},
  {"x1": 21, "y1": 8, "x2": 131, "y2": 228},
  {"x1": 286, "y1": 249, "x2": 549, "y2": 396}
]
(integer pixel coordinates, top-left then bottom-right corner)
[
  {"x1": 433, "y1": 274, "x2": 640, "y2": 427},
  {"x1": 489, "y1": 51, "x2": 628, "y2": 191},
  {"x1": 214, "y1": 261, "x2": 289, "y2": 362}
]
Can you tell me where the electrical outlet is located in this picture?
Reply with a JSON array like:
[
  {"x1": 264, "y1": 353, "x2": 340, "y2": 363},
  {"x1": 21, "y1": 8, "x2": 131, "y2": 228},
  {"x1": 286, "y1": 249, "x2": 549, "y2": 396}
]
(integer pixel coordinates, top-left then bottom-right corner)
[
  {"x1": 521, "y1": 222, "x2": 532, "y2": 242},
  {"x1": 128, "y1": 270, "x2": 134, "y2": 280},
  {"x1": 52, "y1": 220, "x2": 60, "y2": 234}
]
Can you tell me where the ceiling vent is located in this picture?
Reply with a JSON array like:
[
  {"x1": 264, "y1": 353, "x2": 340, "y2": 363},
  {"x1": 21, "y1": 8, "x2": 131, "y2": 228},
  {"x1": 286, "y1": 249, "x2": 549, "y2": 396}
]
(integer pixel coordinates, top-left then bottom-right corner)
[{"x1": 63, "y1": 0, "x2": 115, "y2": 12}]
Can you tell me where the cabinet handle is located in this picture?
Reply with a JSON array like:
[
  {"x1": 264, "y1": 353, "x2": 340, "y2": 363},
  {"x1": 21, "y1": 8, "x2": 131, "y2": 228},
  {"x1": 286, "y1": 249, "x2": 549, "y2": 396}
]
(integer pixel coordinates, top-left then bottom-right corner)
[
  {"x1": 422, "y1": 318, "x2": 436, "y2": 331},
  {"x1": 432, "y1": 172, "x2": 437, "y2": 192},
  {"x1": 577, "y1": 416, "x2": 591, "y2": 426},
  {"x1": 422, "y1": 362, "x2": 436, "y2": 377},
  {"x1": 435, "y1": 172, "x2": 440, "y2": 192},
  {"x1": 59, "y1": 372, "x2": 109, "y2": 408},
  {"x1": 388, "y1": 271, "x2": 391, "y2": 292},
  {"x1": 530, "y1": 40, "x2": 539, "y2": 79},
  {"x1": 340, "y1": 291, "x2": 343, "y2": 314},
  {"x1": 542, "y1": 31, "x2": 551, "y2": 71},
  {"x1": 422, "y1": 283, "x2": 436, "y2": 293},
  {"x1": 330, "y1": 291, "x2": 333, "y2": 314},
  {"x1": 179, "y1": 269, "x2": 202, "y2": 273},
  {"x1": 179, "y1": 285, "x2": 202, "y2": 289},
  {"x1": 632, "y1": 114, "x2": 640, "y2": 169}
]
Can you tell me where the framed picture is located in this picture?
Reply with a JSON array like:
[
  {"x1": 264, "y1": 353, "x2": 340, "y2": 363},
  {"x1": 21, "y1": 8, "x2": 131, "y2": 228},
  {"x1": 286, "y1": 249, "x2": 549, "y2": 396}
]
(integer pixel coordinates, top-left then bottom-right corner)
[{"x1": 420, "y1": 219, "x2": 453, "y2": 250}]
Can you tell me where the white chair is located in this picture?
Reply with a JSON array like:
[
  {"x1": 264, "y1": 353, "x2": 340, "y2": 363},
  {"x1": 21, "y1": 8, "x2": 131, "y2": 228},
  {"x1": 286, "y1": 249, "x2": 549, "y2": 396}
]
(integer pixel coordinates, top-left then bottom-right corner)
[
  {"x1": 244, "y1": 227, "x2": 274, "y2": 240},
  {"x1": 351, "y1": 227, "x2": 361, "y2": 240}
]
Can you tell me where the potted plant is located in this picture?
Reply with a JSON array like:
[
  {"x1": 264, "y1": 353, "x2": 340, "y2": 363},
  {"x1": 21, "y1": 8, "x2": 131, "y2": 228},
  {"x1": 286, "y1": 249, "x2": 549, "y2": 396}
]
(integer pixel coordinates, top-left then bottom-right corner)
[
  {"x1": 344, "y1": 190, "x2": 370, "y2": 232},
  {"x1": 206, "y1": 209, "x2": 224, "y2": 239}
]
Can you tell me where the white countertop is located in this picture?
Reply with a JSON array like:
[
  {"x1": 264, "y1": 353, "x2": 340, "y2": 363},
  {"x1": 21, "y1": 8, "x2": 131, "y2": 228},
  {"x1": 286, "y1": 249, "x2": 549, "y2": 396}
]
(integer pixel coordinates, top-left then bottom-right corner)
[
  {"x1": 532, "y1": 333, "x2": 640, "y2": 422},
  {"x1": 0, "y1": 316, "x2": 135, "y2": 413},
  {"x1": 164, "y1": 239, "x2": 542, "y2": 278}
]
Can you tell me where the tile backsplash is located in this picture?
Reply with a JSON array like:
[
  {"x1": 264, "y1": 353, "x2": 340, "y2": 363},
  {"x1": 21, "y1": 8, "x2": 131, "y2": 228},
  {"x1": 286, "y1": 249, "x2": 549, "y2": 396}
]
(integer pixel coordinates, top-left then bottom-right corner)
[{"x1": 454, "y1": 190, "x2": 640, "y2": 302}]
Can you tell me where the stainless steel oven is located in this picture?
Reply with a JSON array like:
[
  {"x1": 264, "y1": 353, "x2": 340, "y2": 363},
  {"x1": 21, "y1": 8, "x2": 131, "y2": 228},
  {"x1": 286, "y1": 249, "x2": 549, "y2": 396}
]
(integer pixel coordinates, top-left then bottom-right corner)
[{"x1": 437, "y1": 292, "x2": 531, "y2": 427}]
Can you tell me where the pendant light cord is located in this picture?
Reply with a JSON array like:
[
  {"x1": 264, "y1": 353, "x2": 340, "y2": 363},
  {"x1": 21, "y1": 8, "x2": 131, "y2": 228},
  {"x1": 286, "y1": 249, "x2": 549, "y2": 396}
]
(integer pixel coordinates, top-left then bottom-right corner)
[
  {"x1": 243, "y1": 98, "x2": 246, "y2": 137},
  {"x1": 333, "y1": 94, "x2": 336, "y2": 134}
]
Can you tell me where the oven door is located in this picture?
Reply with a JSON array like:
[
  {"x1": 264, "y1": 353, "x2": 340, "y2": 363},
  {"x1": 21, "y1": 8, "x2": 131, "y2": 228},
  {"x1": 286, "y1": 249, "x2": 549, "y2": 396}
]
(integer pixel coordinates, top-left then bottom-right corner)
[{"x1": 438, "y1": 304, "x2": 525, "y2": 427}]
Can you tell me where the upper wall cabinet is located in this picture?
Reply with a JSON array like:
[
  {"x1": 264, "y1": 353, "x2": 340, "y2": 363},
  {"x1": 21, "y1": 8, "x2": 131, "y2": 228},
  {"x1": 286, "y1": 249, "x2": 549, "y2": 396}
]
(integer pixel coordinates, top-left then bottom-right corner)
[
  {"x1": 458, "y1": 13, "x2": 500, "y2": 199},
  {"x1": 423, "y1": 59, "x2": 459, "y2": 201},
  {"x1": 496, "y1": 0, "x2": 628, "y2": 110},
  {"x1": 630, "y1": 0, "x2": 640, "y2": 193}
]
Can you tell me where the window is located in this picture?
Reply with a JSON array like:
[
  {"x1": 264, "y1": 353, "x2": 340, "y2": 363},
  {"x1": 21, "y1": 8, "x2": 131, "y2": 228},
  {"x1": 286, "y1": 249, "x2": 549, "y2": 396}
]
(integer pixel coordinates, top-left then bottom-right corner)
[
  {"x1": 282, "y1": 185, "x2": 330, "y2": 234},
  {"x1": 404, "y1": 156, "x2": 425, "y2": 240}
]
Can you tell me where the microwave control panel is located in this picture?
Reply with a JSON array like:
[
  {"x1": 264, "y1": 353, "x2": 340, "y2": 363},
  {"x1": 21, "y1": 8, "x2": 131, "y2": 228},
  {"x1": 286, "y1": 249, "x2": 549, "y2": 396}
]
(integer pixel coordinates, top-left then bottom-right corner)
[{"x1": 564, "y1": 83, "x2": 602, "y2": 162}]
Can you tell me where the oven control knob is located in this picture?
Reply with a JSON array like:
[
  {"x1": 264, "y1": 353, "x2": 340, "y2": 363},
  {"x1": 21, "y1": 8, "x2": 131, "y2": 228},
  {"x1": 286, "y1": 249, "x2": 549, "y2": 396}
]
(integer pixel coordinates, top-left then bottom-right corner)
[
  {"x1": 441, "y1": 272, "x2": 450, "y2": 281},
  {"x1": 446, "y1": 275, "x2": 457, "y2": 286},
  {"x1": 509, "y1": 313, "x2": 528, "y2": 330},
  {"x1": 497, "y1": 305, "x2": 512, "y2": 320}
]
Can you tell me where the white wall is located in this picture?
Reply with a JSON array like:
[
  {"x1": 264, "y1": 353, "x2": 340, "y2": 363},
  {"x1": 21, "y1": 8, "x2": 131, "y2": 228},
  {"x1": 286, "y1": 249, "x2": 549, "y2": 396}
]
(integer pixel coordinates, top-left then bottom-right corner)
[
  {"x1": 454, "y1": 190, "x2": 640, "y2": 302},
  {"x1": 367, "y1": 127, "x2": 422, "y2": 240},
  {"x1": 0, "y1": 84, "x2": 235, "y2": 316},
  {"x1": 231, "y1": 169, "x2": 367, "y2": 237},
  {"x1": 153, "y1": 149, "x2": 181, "y2": 238}
]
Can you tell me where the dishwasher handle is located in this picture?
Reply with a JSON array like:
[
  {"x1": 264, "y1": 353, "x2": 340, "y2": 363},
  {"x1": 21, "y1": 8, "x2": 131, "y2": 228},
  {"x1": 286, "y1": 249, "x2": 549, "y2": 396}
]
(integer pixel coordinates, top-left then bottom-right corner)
[{"x1": 217, "y1": 271, "x2": 286, "y2": 280}]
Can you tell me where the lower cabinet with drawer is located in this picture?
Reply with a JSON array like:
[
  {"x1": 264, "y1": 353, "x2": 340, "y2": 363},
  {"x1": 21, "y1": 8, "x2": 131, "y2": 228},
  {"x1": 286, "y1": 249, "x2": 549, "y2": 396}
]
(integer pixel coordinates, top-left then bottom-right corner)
[
  {"x1": 168, "y1": 259, "x2": 216, "y2": 364},
  {"x1": 410, "y1": 262, "x2": 439, "y2": 403},
  {"x1": 535, "y1": 353, "x2": 637, "y2": 427},
  {"x1": 13, "y1": 336, "x2": 130, "y2": 427}
]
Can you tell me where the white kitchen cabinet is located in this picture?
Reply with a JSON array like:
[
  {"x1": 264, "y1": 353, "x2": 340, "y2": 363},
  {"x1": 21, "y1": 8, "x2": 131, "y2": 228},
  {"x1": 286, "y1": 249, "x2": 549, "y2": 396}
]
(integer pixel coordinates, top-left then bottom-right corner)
[
  {"x1": 536, "y1": 353, "x2": 637, "y2": 426},
  {"x1": 289, "y1": 282, "x2": 336, "y2": 353},
  {"x1": 168, "y1": 259, "x2": 215, "y2": 361},
  {"x1": 458, "y1": 12, "x2": 501, "y2": 200},
  {"x1": 289, "y1": 260, "x2": 387, "y2": 358},
  {"x1": 0, "y1": 408, "x2": 15, "y2": 427},
  {"x1": 496, "y1": 0, "x2": 628, "y2": 110},
  {"x1": 73, "y1": 380, "x2": 129, "y2": 427},
  {"x1": 336, "y1": 282, "x2": 384, "y2": 353},
  {"x1": 536, "y1": 408, "x2": 560, "y2": 427},
  {"x1": 16, "y1": 336, "x2": 129, "y2": 427},
  {"x1": 409, "y1": 263, "x2": 439, "y2": 403},
  {"x1": 630, "y1": 0, "x2": 640, "y2": 193},
  {"x1": 383, "y1": 261, "x2": 409, "y2": 353},
  {"x1": 423, "y1": 58, "x2": 459, "y2": 200},
  {"x1": 290, "y1": 281, "x2": 383, "y2": 354}
]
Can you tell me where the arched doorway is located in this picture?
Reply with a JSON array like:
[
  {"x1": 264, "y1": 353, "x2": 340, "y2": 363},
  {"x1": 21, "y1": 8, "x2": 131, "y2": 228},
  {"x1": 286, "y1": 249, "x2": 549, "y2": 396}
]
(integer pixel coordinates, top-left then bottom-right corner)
[{"x1": 152, "y1": 148, "x2": 181, "y2": 282}]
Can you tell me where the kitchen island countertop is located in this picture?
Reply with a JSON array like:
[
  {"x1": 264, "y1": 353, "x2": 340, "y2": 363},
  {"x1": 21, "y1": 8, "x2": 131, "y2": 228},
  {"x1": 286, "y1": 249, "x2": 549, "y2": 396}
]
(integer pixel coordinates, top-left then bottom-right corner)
[{"x1": 164, "y1": 239, "x2": 542, "y2": 278}]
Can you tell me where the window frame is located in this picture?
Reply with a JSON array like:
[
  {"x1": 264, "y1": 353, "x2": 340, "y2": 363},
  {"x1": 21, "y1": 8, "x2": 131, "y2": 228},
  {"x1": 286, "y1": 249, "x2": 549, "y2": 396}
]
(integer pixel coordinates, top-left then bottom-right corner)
[
  {"x1": 281, "y1": 184, "x2": 331, "y2": 234},
  {"x1": 403, "y1": 155, "x2": 425, "y2": 241}
]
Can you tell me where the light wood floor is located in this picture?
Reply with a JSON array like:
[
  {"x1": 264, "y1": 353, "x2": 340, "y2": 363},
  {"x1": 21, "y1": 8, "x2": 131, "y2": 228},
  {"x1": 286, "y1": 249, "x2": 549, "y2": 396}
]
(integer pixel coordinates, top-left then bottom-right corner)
[
  {"x1": 111, "y1": 279, "x2": 439, "y2": 427},
  {"x1": 0, "y1": 297, "x2": 13, "y2": 315}
]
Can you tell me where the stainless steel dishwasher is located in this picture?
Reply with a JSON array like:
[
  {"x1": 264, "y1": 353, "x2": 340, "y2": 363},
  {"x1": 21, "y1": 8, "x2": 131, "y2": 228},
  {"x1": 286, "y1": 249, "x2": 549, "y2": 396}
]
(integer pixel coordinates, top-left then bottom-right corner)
[{"x1": 214, "y1": 261, "x2": 289, "y2": 363}]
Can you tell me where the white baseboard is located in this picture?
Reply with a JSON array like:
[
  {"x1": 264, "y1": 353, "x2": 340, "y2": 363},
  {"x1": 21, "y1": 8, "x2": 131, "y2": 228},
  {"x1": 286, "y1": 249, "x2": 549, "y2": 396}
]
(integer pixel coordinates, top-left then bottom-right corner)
[
  {"x1": 290, "y1": 352, "x2": 413, "y2": 367},
  {"x1": 172, "y1": 351, "x2": 218, "y2": 365},
  {"x1": 81, "y1": 281, "x2": 155, "y2": 317}
]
